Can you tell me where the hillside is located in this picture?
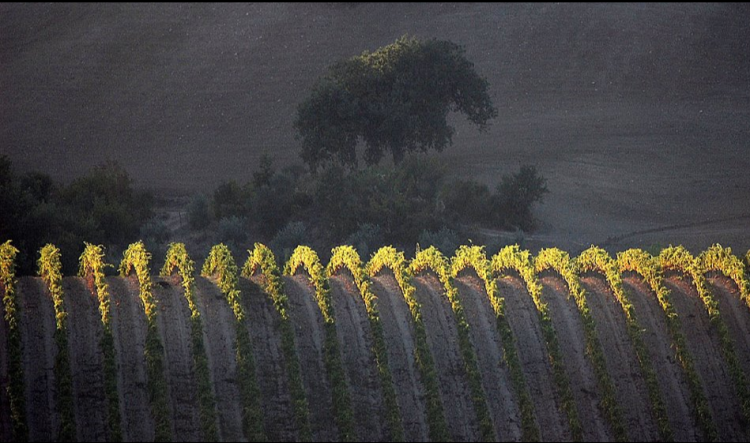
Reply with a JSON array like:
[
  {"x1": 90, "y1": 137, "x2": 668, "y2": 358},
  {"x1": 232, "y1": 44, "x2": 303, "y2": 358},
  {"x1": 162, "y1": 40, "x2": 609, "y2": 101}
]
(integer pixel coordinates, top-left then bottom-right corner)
[
  {"x1": 2, "y1": 3, "x2": 750, "y2": 253},
  {"x1": 2, "y1": 242, "x2": 750, "y2": 441}
]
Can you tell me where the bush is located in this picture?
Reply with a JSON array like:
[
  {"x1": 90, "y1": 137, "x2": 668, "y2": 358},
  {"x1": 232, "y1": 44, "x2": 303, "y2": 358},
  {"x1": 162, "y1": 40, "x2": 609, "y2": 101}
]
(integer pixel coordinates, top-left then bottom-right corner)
[
  {"x1": 493, "y1": 165, "x2": 548, "y2": 231},
  {"x1": 187, "y1": 194, "x2": 212, "y2": 231},
  {"x1": 418, "y1": 227, "x2": 461, "y2": 257},
  {"x1": 212, "y1": 180, "x2": 252, "y2": 220},
  {"x1": 345, "y1": 223, "x2": 383, "y2": 260},
  {"x1": 271, "y1": 221, "x2": 308, "y2": 264},
  {"x1": 216, "y1": 216, "x2": 248, "y2": 247},
  {"x1": 440, "y1": 179, "x2": 492, "y2": 225},
  {"x1": 0, "y1": 157, "x2": 155, "y2": 275}
]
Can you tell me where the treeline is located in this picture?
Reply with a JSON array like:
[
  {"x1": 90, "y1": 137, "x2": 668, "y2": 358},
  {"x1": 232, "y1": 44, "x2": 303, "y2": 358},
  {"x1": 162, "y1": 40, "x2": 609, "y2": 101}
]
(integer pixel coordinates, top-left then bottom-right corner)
[
  {"x1": 189, "y1": 154, "x2": 548, "y2": 262},
  {"x1": 0, "y1": 156, "x2": 154, "y2": 274}
]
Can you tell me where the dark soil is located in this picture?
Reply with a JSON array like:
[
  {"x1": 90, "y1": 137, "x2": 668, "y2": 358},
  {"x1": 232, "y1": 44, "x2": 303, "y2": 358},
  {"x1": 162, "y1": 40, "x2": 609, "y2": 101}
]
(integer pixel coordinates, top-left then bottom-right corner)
[
  {"x1": 152, "y1": 276, "x2": 202, "y2": 441},
  {"x1": 193, "y1": 276, "x2": 244, "y2": 441},
  {"x1": 538, "y1": 274, "x2": 612, "y2": 441},
  {"x1": 454, "y1": 273, "x2": 522, "y2": 441},
  {"x1": 63, "y1": 277, "x2": 108, "y2": 442},
  {"x1": 282, "y1": 273, "x2": 337, "y2": 442},
  {"x1": 580, "y1": 274, "x2": 659, "y2": 441},
  {"x1": 496, "y1": 275, "x2": 571, "y2": 441},
  {"x1": 620, "y1": 275, "x2": 701, "y2": 441},
  {"x1": 664, "y1": 274, "x2": 748, "y2": 441},
  {"x1": 107, "y1": 276, "x2": 155, "y2": 441},
  {"x1": 239, "y1": 276, "x2": 298, "y2": 441},
  {"x1": 370, "y1": 274, "x2": 429, "y2": 442},
  {"x1": 707, "y1": 275, "x2": 750, "y2": 397},
  {"x1": 328, "y1": 273, "x2": 386, "y2": 441},
  {"x1": 412, "y1": 273, "x2": 479, "y2": 441},
  {"x1": 17, "y1": 277, "x2": 56, "y2": 441}
]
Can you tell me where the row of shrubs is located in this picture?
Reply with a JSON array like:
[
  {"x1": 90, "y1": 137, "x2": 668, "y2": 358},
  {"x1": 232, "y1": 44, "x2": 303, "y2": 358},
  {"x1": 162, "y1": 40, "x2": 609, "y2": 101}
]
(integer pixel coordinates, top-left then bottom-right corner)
[
  {"x1": 0, "y1": 153, "x2": 547, "y2": 278},
  {"x1": 187, "y1": 154, "x2": 548, "y2": 263},
  {"x1": 3, "y1": 240, "x2": 749, "y2": 442}
]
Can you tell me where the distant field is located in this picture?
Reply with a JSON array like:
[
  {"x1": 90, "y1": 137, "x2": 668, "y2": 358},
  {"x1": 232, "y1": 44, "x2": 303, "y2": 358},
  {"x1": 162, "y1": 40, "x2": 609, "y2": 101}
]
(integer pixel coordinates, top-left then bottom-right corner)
[{"x1": 2, "y1": 3, "x2": 749, "y2": 252}]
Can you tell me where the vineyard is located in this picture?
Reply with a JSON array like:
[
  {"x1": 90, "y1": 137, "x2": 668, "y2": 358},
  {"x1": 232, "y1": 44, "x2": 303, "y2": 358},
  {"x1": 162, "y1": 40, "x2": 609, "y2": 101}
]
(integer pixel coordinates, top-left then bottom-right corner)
[{"x1": 2, "y1": 240, "x2": 750, "y2": 442}]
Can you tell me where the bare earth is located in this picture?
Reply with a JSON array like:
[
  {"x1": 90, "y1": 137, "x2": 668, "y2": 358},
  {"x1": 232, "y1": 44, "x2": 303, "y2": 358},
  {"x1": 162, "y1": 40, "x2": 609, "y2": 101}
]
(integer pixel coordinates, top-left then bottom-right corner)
[
  {"x1": 538, "y1": 274, "x2": 612, "y2": 441},
  {"x1": 496, "y1": 275, "x2": 571, "y2": 441},
  {"x1": 664, "y1": 274, "x2": 748, "y2": 441},
  {"x1": 240, "y1": 275, "x2": 298, "y2": 441},
  {"x1": 412, "y1": 273, "x2": 480, "y2": 441},
  {"x1": 579, "y1": 273, "x2": 659, "y2": 441},
  {"x1": 3, "y1": 269, "x2": 750, "y2": 441},
  {"x1": 64, "y1": 277, "x2": 108, "y2": 442},
  {"x1": 108, "y1": 276, "x2": 155, "y2": 442},
  {"x1": 328, "y1": 274, "x2": 386, "y2": 442},
  {"x1": 621, "y1": 274, "x2": 701, "y2": 442},
  {"x1": 193, "y1": 276, "x2": 244, "y2": 441},
  {"x1": 152, "y1": 277, "x2": 201, "y2": 441},
  {"x1": 454, "y1": 273, "x2": 522, "y2": 441},
  {"x1": 370, "y1": 274, "x2": 429, "y2": 442},
  {"x1": 17, "y1": 277, "x2": 56, "y2": 441},
  {"x1": 283, "y1": 273, "x2": 337, "y2": 442},
  {"x1": 0, "y1": 282, "x2": 9, "y2": 442},
  {"x1": 708, "y1": 276, "x2": 750, "y2": 392}
]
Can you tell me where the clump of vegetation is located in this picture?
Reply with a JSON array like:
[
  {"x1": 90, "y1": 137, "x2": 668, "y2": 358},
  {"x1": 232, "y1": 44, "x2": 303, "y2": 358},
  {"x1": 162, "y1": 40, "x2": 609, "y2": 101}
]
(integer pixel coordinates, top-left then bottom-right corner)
[
  {"x1": 161, "y1": 243, "x2": 218, "y2": 441},
  {"x1": 411, "y1": 246, "x2": 495, "y2": 441},
  {"x1": 119, "y1": 242, "x2": 172, "y2": 442},
  {"x1": 79, "y1": 243, "x2": 122, "y2": 441},
  {"x1": 242, "y1": 244, "x2": 312, "y2": 441},
  {"x1": 367, "y1": 246, "x2": 450, "y2": 441},
  {"x1": 451, "y1": 245, "x2": 539, "y2": 441},
  {"x1": 295, "y1": 35, "x2": 497, "y2": 170},
  {"x1": 1, "y1": 241, "x2": 28, "y2": 441},
  {"x1": 0, "y1": 156, "x2": 154, "y2": 275},
  {"x1": 187, "y1": 194, "x2": 212, "y2": 231},
  {"x1": 38, "y1": 244, "x2": 76, "y2": 441},
  {"x1": 202, "y1": 245, "x2": 266, "y2": 441},
  {"x1": 188, "y1": 154, "x2": 548, "y2": 263},
  {"x1": 326, "y1": 245, "x2": 404, "y2": 441},
  {"x1": 285, "y1": 246, "x2": 356, "y2": 441}
]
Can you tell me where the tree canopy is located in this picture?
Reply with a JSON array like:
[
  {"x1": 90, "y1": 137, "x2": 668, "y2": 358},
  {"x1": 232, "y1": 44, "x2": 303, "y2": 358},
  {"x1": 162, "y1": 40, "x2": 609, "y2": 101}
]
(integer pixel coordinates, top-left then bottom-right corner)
[{"x1": 294, "y1": 35, "x2": 497, "y2": 169}]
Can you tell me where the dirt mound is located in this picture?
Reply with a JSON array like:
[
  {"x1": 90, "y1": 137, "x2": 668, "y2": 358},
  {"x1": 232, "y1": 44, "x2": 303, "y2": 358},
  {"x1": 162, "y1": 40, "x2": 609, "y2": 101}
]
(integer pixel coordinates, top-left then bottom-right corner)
[
  {"x1": 707, "y1": 275, "x2": 750, "y2": 392},
  {"x1": 411, "y1": 273, "x2": 479, "y2": 441},
  {"x1": 64, "y1": 277, "x2": 108, "y2": 441},
  {"x1": 193, "y1": 276, "x2": 244, "y2": 441},
  {"x1": 107, "y1": 276, "x2": 154, "y2": 441},
  {"x1": 454, "y1": 273, "x2": 522, "y2": 440},
  {"x1": 663, "y1": 274, "x2": 748, "y2": 441},
  {"x1": 495, "y1": 275, "x2": 571, "y2": 441},
  {"x1": 239, "y1": 276, "x2": 298, "y2": 441},
  {"x1": 283, "y1": 273, "x2": 337, "y2": 441},
  {"x1": 538, "y1": 274, "x2": 612, "y2": 441},
  {"x1": 5, "y1": 262, "x2": 750, "y2": 442},
  {"x1": 579, "y1": 274, "x2": 659, "y2": 441},
  {"x1": 0, "y1": 282, "x2": 9, "y2": 442},
  {"x1": 17, "y1": 277, "x2": 57, "y2": 441},
  {"x1": 151, "y1": 276, "x2": 201, "y2": 441},
  {"x1": 328, "y1": 274, "x2": 386, "y2": 441},
  {"x1": 370, "y1": 274, "x2": 429, "y2": 441},
  {"x1": 620, "y1": 274, "x2": 700, "y2": 441}
]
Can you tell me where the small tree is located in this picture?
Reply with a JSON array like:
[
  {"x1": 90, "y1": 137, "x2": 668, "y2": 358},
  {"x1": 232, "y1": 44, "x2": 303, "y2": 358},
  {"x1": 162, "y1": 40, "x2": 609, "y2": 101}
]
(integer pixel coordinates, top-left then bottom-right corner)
[
  {"x1": 494, "y1": 165, "x2": 549, "y2": 231},
  {"x1": 295, "y1": 35, "x2": 497, "y2": 169}
]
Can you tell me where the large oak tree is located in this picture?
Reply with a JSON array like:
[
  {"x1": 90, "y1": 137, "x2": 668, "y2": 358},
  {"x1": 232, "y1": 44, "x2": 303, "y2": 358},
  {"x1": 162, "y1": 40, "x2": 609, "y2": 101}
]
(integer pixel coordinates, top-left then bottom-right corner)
[{"x1": 294, "y1": 35, "x2": 497, "y2": 169}]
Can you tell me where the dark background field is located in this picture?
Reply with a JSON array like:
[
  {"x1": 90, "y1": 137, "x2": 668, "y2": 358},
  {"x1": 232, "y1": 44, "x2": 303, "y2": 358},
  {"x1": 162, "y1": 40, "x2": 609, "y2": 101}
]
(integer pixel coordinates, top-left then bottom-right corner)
[{"x1": 2, "y1": 2, "x2": 749, "y2": 253}]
